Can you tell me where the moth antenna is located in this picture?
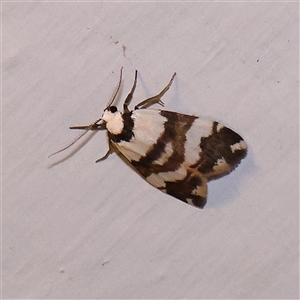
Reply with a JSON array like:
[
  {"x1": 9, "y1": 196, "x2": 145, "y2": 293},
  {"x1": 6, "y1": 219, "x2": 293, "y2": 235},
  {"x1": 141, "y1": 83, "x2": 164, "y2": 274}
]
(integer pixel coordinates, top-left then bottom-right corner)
[
  {"x1": 49, "y1": 69, "x2": 122, "y2": 159},
  {"x1": 48, "y1": 117, "x2": 102, "y2": 158},
  {"x1": 105, "y1": 67, "x2": 123, "y2": 110}
]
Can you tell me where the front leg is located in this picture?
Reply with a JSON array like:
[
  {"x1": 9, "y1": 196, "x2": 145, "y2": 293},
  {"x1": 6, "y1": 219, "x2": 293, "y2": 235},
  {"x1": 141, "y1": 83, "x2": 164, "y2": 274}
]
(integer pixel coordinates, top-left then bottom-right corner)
[
  {"x1": 123, "y1": 70, "x2": 138, "y2": 113},
  {"x1": 48, "y1": 118, "x2": 103, "y2": 158},
  {"x1": 134, "y1": 72, "x2": 176, "y2": 110},
  {"x1": 70, "y1": 122, "x2": 105, "y2": 131}
]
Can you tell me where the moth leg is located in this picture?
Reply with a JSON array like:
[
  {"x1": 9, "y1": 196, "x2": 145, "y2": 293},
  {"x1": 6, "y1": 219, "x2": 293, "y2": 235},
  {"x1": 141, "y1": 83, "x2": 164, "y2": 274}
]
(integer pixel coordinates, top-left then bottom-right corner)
[
  {"x1": 135, "y1": 72, "x2": 176, "y2": 110},
  {"x1": 95, "y1": 142, "x2": 114, "y2": 163},
  {"x1": 48, "y1": 118, "x2": 103, "y2": 158},
  {"x1": 70, "y1": 122, "x2": 104, "y2": 131},
  {"x1": 123, "y1": 70, "x2": 138, "y2": 113}
]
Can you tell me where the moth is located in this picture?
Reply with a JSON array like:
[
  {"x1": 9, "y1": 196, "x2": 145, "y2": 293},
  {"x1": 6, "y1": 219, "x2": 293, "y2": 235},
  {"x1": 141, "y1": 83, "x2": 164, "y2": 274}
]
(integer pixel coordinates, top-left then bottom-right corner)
[{"x1": 50, "y1": 69, "x2": 247, "y2": 208}]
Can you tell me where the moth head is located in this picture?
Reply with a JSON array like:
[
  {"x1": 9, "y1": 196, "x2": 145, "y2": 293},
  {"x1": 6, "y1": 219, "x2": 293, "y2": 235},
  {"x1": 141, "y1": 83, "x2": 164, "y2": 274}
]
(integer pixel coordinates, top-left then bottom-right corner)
[{"x1": 102, "y1": 106, "x2": 124, "y2": 135}]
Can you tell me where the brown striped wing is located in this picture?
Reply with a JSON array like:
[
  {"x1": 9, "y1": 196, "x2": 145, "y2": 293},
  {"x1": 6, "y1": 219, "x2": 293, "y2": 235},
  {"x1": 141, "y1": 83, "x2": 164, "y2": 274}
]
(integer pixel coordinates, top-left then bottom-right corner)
[{"x1": 115, "y1": 109, "x2": 247, "y2": 208}]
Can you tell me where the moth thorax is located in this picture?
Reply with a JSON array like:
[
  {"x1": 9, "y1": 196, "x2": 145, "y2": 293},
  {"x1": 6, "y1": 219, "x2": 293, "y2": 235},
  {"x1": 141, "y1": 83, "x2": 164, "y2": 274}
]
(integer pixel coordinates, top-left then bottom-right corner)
[{"x1": 102, "y1": 110, "x2": 124, "y2": 135}]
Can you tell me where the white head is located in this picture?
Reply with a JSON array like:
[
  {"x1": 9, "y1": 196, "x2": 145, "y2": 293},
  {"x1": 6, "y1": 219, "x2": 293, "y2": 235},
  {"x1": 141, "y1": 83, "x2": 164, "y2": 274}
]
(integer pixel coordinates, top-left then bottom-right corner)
[{"x1": 102, "y1": 106, "x2": 124, "y2": 135}]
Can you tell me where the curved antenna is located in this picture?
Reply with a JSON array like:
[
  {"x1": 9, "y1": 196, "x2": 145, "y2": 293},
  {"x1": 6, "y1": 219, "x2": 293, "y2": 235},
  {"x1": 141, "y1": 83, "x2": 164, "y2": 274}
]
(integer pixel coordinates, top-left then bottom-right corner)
[
  {"x1": 49, "y1": 68, "x2": 123, "y2": 159},
  {"x1": 48, "y1": 117, "x2": 102, "y2": 158},
  {"x1": 104, "y1": 67, "x2": 123, "y2": 110}
]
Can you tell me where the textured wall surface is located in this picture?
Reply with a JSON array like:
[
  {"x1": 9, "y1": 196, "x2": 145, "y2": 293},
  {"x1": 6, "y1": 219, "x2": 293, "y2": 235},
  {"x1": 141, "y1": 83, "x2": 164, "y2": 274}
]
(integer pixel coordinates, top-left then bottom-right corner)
[{"x1": 3, "y1": 2, "x2": 299, "y2": 299}]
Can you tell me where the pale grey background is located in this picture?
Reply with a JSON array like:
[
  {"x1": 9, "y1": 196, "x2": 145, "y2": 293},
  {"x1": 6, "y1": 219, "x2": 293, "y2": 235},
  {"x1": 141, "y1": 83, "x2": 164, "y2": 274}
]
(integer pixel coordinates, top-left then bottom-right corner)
[{"x1": 2, "y1": 2, "x2": 299, "y2": 299}]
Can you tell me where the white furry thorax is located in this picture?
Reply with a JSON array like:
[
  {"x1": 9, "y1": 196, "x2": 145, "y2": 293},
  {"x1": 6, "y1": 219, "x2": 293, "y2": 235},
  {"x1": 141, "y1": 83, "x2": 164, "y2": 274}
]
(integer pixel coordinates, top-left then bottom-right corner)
[{"x1": 102, "y1": 110, "x2": 124, "y2": 135}]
